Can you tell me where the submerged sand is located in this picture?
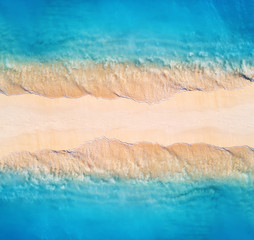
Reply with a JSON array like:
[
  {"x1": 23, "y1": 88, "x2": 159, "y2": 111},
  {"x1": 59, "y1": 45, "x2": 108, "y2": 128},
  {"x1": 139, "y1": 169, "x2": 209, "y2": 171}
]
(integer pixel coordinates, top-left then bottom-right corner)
[
  {"x1": 0, "y1": 62, "x2": 253, "y2": 103},
  {"x1": 2, "y1": 138, "x2": 254, "y2": 180}
]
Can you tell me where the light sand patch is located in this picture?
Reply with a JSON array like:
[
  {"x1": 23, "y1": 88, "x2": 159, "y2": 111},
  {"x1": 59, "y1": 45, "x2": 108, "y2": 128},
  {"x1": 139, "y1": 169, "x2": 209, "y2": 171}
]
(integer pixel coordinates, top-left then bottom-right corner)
[{"x1": 1, "y1": 84, "x2": 254, "y2": 157}]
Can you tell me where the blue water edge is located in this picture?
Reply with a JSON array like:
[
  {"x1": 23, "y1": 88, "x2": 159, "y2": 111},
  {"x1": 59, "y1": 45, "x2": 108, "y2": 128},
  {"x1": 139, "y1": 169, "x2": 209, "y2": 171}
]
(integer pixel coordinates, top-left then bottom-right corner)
[
  {"x1": 0, "y1": 0, "x2": 253, "y2": 69},
  {"x1": 0, "y1": 172, "x2": 254, "y2": 240}
]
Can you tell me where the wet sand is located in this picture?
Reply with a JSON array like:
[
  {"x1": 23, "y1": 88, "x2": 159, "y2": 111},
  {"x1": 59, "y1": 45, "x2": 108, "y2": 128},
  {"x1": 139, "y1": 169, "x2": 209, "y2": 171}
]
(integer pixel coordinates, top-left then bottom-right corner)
[
  {"x1": 2, "y1": 138, "x2": 254, "y2": 180},
  {"x1": 0, "y1": 62, "x2": 253, "y2": 102}
]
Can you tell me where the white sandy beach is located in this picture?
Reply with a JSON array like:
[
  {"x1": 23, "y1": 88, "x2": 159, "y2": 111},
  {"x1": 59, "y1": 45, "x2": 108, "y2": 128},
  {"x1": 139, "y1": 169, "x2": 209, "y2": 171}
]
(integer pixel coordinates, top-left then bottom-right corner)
[{"x1": 1, "y1": 84, "x2": 254, "y2": 158}]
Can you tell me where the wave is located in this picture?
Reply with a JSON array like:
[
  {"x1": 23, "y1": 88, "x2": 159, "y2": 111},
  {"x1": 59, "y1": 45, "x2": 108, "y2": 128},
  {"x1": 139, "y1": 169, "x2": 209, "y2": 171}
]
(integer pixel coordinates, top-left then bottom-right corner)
[
  {"x1": 0, "y1": 170, "x2": 253, "y2": 239},
  {"x1": 0, "y1": 0, "x2": 253, "y2": 65},
  {"x1": 1, "y1": 138, "x2": 254, "y2": 180},
  {"x1": 0, "y1": 61, "x2": 253, "y2": 102}
]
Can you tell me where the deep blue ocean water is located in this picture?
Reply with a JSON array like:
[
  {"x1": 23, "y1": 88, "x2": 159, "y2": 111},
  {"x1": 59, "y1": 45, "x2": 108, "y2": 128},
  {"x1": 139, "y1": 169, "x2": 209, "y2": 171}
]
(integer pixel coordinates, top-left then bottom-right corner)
[
  {"x1": 0, "y1": 0, "x2": 253, "y2": 69},
  {"x1": 0, "y1": 173, "x2": 254, "y2": 240}
]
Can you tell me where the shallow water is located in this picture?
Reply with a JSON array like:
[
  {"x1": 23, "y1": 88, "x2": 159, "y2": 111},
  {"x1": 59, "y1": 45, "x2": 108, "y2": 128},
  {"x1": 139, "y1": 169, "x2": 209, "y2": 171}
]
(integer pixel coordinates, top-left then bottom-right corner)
[
  {"x1": 0, "y1": 0, "x2": 253, "y2": 68},
  {"x1": 0, "y1": 173, "x2": 254, "y2": 240}
]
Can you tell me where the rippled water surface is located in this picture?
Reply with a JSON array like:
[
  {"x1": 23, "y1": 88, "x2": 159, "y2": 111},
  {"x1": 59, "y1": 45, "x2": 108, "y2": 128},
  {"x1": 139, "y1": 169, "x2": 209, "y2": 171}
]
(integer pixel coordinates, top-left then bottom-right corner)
[
  {"x1": 0, "y1": 0, "x2": 253, "y2": 68},
  {"x1": 0, "y1": 173, "x2": 254, "y2": 240}
]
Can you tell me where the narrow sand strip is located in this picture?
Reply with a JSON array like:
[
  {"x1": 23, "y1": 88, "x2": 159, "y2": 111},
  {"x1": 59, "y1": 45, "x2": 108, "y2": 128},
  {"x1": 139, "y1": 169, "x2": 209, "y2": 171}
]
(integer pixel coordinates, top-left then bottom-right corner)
[{"x1": 1, "y1": 84, "x2": 254, "y2": 157}]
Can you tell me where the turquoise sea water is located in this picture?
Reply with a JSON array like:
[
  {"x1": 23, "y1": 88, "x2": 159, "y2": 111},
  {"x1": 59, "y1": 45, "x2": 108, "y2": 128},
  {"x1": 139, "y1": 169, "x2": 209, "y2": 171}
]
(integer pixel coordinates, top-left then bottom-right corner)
[
  {"x1": 0, "y1": 173, "x2": 254, "y2": 240},
  {"x1": 0, "y1": 0, "x2": 253, "y2": 69}
]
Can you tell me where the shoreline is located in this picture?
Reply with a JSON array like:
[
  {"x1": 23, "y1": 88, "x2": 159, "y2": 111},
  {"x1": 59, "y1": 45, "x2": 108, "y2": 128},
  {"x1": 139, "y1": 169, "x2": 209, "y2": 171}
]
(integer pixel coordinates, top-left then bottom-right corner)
[
  {"x1": 1, "y1": 83, "x2": 254, "y2": 157},
  {"x1": 0, "y1": 61, "x2": 253, "y2": 103},
  {"x1": 2, "y1": 138, "x2": 254, "y2": 180}
]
